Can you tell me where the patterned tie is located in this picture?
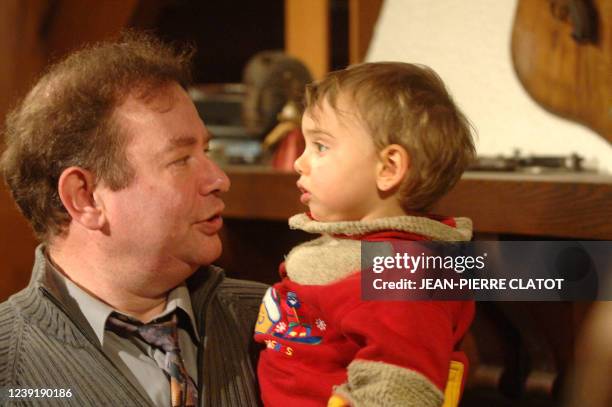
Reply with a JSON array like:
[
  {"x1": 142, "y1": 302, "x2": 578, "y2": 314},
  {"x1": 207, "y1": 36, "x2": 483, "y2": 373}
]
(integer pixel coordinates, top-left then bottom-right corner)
[{"x1": 106, "y1": 312, "x2": 198, "y2": 407}]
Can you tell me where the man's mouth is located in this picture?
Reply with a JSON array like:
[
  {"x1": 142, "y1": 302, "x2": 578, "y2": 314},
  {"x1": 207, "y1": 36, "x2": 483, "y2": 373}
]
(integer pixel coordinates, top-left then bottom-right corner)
[
  {"x1": 194, "y1": 205, "x2": 225, "y2": 235},
  {"x1": 194, "y1": 215, "x2": 223, "y2": 235}
]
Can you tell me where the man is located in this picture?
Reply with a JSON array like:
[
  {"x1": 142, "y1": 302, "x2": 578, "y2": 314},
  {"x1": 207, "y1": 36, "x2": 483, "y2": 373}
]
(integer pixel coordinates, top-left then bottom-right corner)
[{"x1": 0, "y1": 32, "x2": 267, "y2": 406}]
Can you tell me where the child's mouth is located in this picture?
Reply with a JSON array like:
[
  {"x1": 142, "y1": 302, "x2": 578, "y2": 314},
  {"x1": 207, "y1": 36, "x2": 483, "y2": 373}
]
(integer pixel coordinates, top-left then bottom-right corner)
[
  {"x1": 300, "y1": 191, "x2": 311, "y2": 204},
  {"x1": 297, "y1": 184, "x2": 311, "y2": 205}
]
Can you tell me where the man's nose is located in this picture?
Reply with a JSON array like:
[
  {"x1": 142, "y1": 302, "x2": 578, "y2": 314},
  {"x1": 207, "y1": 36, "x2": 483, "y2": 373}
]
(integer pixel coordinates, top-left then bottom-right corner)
[{"x1": 201, "y1": 159, "x2": 230, "y2": 195}]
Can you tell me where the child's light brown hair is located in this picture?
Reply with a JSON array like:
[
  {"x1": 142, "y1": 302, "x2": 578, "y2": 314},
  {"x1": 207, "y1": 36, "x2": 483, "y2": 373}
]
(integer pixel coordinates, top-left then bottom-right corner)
[{"x1": 305, "y1": 62, "x2": 475, "y2": 212}]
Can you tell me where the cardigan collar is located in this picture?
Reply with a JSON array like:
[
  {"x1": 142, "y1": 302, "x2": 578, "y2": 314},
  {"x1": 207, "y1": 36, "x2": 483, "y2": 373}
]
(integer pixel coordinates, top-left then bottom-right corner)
[
  {"x1": 284, "y1": 213, "x2": 473, "y2": 285},
  {"x1": 289, "y1": 213, "x2": 473, "y2": 241},
  {"x1": 21, "y1": 245, "x2": 222, "y2": 347}
]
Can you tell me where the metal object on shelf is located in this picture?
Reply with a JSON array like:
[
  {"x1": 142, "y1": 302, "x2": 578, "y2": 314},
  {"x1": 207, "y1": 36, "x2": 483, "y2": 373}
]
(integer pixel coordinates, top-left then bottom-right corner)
[
  {"x1": 189, "y1": 83, "x2": 264, "y2": 165},
  {"x1": 189, "y1": 83, "x2": 250, "y2": 139},
  {"x1": 469, "y1": 150, "x2": 591, "y2": 174}
]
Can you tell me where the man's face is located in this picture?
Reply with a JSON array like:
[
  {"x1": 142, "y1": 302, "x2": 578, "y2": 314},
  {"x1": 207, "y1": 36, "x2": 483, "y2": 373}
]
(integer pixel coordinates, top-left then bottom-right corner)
[
  {"x1": 99, "y1": 82, "x2": 230, "y2": 277},
  {"x1": 294, "y1": 96, "x2": 381, "y2": 222}
]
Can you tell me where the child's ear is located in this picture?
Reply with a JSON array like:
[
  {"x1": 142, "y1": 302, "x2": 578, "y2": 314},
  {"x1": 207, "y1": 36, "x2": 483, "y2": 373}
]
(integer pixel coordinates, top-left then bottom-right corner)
[
  {"x1": 57, "y1": 167, "x2": 107, "y2": 231},
  {"x1": 376, "y1": 144, "x2": 410, "y2": 192}
]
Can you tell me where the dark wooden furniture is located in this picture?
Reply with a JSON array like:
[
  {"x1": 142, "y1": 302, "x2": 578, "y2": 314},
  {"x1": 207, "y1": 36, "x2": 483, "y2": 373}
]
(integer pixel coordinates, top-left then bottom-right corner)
[{"x1": 222, "y1": 166, "x2": 612, "y2": 239}]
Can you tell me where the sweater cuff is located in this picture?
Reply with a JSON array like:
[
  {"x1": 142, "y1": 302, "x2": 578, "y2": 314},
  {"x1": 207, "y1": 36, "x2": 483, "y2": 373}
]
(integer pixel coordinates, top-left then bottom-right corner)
[{"x1": 333, "y1": 360, "x2": 444, "y2": 407}]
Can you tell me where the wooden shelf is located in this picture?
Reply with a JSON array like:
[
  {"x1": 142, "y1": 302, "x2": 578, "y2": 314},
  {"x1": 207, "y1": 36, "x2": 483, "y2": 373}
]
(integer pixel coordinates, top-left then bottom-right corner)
[{"x1": 223, "y1": 166, "x2": 612, "y2": 239}]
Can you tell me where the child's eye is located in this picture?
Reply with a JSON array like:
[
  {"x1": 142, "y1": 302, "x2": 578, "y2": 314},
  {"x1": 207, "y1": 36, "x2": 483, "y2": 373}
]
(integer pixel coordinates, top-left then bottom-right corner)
[{"x1": 314, "y1": 142, "x2": 329, "y2": 153}]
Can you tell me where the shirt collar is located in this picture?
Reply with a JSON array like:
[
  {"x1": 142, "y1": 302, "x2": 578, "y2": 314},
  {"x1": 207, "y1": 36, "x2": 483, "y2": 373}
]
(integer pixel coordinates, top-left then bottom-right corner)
[{"x1": 45, "y1": 252, "x2": 200, "y2": 346}]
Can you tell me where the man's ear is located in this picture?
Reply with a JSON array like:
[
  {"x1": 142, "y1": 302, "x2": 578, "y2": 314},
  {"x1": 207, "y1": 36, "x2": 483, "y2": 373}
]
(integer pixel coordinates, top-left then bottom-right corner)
[
  {"x1": 58, "y1": 167, "x2": 106, "y2": 230},
  {"x1": 376, "y1": 144, "x2": 410, "y2": 192}
]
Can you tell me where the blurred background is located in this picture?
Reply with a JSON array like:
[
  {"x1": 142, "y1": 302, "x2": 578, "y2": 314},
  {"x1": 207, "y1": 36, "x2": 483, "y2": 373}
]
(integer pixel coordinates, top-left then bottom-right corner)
[{"x1": 1, "y1": 1, "x2": 611, "y2": 406}]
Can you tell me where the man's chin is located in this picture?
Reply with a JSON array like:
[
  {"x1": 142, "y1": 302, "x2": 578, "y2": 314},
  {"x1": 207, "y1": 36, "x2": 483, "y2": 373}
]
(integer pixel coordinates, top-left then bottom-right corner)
[{"x1": 187, "y1": 236, "x2": 223, "y2": 268}]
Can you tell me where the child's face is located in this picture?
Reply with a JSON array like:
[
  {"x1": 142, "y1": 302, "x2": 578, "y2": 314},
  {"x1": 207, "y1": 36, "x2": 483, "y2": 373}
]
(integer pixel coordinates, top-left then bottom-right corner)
[{"x1": 294, "y1": 96, "x2": 382, "y2": 222}]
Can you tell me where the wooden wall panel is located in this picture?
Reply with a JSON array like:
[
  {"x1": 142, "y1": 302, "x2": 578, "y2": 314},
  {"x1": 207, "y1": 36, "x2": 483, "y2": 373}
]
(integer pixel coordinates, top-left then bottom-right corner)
[
  {"x1": 45, "y1": 0, "x2": 139, "y2": 58},
  {"x1": 0, "y1": 188, "x2": 37, "y2": 301},
  {"x1": 1, "y1": 0, "x2": 53, "y2": 301},
  {"x1": 349, "y1": 0, "x2": 384, "y2": 64},
  {"x1": 0, "y1": 0, "x2": 49, "y2": 121},
  {"x1": 0, "y1": 0, "x2": 140, "y2": 301},
  {"x1": 285, "y1": 0, "x2": 330, "y2": 79},
  {"x1": 222, "y1": 167, "x2": 612, "y2": 240}
]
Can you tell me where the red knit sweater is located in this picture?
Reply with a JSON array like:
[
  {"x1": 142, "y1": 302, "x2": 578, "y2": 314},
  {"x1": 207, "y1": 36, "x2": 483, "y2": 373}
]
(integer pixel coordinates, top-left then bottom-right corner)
[{"x1": 254, "y1": 215, "x2": 474, "y2": 406}]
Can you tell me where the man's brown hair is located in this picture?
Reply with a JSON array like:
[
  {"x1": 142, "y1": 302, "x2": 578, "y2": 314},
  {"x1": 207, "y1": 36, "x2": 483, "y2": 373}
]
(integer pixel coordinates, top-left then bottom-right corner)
[
  {"x1": 0, "y1": 31, "x2": 194, "y2": 241},
  {"x1": 305, "y1": 62, "x2": 475, "y2": 212}
]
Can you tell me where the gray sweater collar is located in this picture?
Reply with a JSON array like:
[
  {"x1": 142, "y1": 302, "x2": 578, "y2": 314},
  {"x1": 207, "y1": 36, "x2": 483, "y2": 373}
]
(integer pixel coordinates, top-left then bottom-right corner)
[
  {"x1": 289, "y1": 213, "x2": 473, "y2": 241},
  {"x1": 22, "y1": 245, "x2": 223, "y2": 347}
]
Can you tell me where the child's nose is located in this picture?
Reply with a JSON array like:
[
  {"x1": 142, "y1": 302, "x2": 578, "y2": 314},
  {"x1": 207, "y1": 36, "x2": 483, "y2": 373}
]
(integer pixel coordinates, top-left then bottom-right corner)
[{"x1": 294, "y1": 152, "x2": 306, "y2": 175}]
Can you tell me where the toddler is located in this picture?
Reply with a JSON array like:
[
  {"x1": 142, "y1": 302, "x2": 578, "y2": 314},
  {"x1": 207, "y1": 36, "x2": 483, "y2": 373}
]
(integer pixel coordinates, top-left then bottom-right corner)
[{"x1": 254, "y1": 62, "x2": 476, "y2": 407}]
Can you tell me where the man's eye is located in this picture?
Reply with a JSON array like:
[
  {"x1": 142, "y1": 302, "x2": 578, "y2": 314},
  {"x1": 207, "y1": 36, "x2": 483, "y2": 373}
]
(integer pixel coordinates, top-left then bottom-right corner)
[
  {"x1": 314, "y1": 142, "x2": 329, "y2": 153},
  {"x1": 172, "y1": 156, "x2": 190, "y2": 166}
]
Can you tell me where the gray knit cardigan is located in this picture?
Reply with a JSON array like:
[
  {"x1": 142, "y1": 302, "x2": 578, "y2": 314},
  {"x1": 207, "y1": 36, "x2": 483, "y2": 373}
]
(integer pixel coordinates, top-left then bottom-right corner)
[{"x1": 0, "y1": 247, "x2": 268, "y2": 406}]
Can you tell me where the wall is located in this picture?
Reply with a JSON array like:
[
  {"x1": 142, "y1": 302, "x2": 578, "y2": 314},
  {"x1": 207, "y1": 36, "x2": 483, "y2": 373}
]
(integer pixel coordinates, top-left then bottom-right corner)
[
  {"x1": 0, "y1": 0, "x2": 139, "y2": 300},
  {"x1": 366, "y1": 0, "x2": 612, "y2": 173},
  {"x1": 0, "y1": 0, "x2": 52, "y2": 300}
]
